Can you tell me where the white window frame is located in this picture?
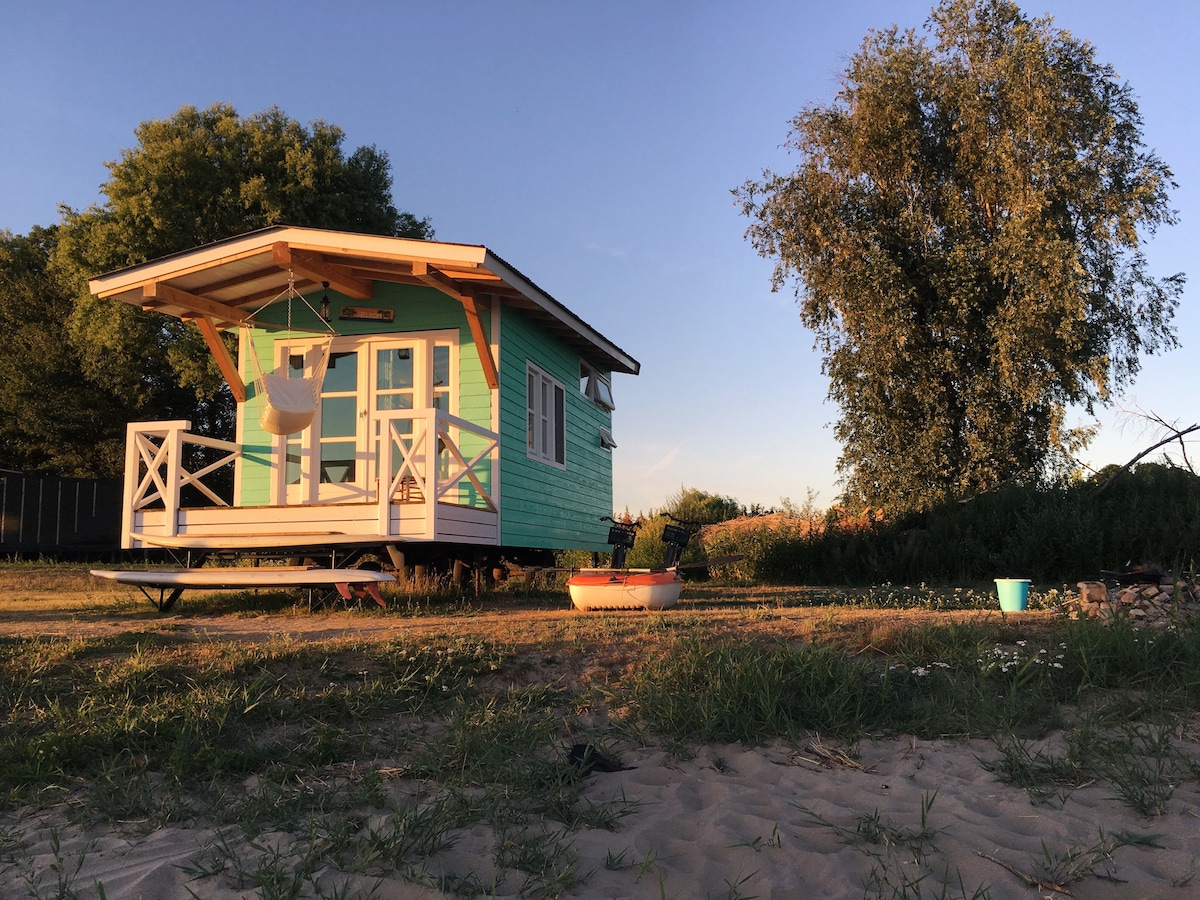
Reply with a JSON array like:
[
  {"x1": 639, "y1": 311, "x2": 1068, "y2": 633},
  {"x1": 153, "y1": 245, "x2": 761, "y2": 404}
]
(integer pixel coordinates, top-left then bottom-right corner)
[
  {"x1": 527, "y1": 361, "x2": 566, "y2": 469},
  {"x1": 580, "y1": 361, "x2": 615, "y2": 411}
]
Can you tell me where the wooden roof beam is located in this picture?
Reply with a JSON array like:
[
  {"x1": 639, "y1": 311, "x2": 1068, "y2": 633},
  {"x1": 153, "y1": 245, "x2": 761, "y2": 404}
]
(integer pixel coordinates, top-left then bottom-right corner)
[
  {"x1": 183, "y1": 267, "x2": 302, "y2": 300},
  {"x1": 412, "y1": 260, "x2": 467, "y2": 302},
  {"x1": 461, "y1": 292, "x2": 499, "y2": 389},
  {"x1": 227, "y1": 280, "x2": 321, "y2": 311},
  {"x1": 142, "y1": 283, "x2": 257, "y2": 328},
  {"x1": 140, "y1": 284, "x2": 254, "y2": 403},
  {"x1": 193, "y1": 316, "x2": 247, "y2": 403},
  {"x1": 413, "y1": 262, "x2": 499, "y2": 390},
  {"x1": 272, "y1": 243, "x2": 373, "y2": 300}
]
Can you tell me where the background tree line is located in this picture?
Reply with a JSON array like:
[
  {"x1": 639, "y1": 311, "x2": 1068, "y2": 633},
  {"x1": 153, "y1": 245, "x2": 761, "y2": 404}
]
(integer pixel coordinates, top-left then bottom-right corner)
[
  {"x1": 0, "y1": 103, "x2": 430, "y2": 478},
  {"x1": 599, "y1": 470, "x2": 1200, "y2": 587}
]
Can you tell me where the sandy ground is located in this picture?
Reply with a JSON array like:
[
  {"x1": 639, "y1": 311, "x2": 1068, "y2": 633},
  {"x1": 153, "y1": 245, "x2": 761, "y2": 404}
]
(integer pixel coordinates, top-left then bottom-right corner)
[
  {"x1": 2, "y1": 584, "x2": 1199, "y2": 897},
  {"x1": 6, "y1": 735, "x2": 1200, "y2": 898}
]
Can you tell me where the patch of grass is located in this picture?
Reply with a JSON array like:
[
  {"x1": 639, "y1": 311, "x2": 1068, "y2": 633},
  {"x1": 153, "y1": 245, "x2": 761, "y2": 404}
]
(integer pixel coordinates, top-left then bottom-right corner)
[
  {"x1": 1028, "y1": 829, "x2": 1164, "y2": 887},
  {"x1": 795, "y1": 790, "x2": 943, "y2": 865},
  {"x1": 985, "y1": 716, "x2": 1199, "y2": 816},
  {"x1": 3, "y1": 570, "x2": 1200, "y2": 896},
  {"x1": 617, "y1": 636, "x2": 894, "y2": 744},
  {"x1": 795, "y1": 791, "x2": 993, "y2": 899},
  {"x1": 0, "y1": 634, "x2": 510, "y2": 805},
  {"x1": 861, "y1": 862, "x2": 992, "y2": 900},
  {"x1": 16, "y1": 827, "x2": 96, "y2": 900},
  {"x1": 615, "y1": 613, "x2": 1200, "y2": 748},
  {"x1": 983, "y1": 732, "x2": 1089, "y2": 808},
  {"x1": 495, "y1": 825, "x2": 588, "y2": 898},
  {"x1": 354, "y1": 794, "x2": 465, "y2": 870},
  {"x1": 1095, "y1": 723, "x2": 1198, "y2": 817}
]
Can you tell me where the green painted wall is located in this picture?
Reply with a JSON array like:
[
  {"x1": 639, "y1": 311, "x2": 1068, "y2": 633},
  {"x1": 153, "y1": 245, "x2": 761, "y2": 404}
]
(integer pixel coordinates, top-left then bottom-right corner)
[
  {"x1": 234, "y1": 281, "x2": 617, "y2": 553},
  {"x1": 237, "y1": 283, "x2": 492, "y2": 505},
  {"x1": 498, "y1": 307, "x2": 614, "y2": 552}
]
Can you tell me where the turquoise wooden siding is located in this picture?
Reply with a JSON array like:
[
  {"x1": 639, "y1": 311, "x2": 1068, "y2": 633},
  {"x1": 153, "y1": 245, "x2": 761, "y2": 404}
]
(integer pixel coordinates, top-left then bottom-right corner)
[
  {"x1": 498, "y1": 306, "x2": 613, "y2": 551},
  {"x1": 234, "y1": 281, "x2": 616, "y2": 553},
  {"x1": 237, "y1": 283, "x2": 493, "y2": 506}
]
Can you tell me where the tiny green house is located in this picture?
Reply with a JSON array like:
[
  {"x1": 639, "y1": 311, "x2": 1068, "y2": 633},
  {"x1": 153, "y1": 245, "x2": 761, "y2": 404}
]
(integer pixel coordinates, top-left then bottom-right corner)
[{"x1": 88, "y1": 226, "x2": 640, "y2": 564}]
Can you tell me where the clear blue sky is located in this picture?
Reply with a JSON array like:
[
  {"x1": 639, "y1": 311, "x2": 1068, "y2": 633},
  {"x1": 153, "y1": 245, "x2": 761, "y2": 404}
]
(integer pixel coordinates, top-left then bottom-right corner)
[{"x1": 3, "y1": 1, "x2": 1197, "y2": 515}]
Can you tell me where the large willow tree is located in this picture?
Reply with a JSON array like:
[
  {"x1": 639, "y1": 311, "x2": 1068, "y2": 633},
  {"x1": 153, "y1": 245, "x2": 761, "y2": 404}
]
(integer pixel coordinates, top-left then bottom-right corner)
[{"x1": 736, "y1": 0, "x2": 1183, "y2": 515}]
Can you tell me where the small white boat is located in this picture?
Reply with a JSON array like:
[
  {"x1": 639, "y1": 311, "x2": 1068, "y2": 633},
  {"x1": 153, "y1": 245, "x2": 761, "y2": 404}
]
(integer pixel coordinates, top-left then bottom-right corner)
[{"x1": 567, "y1": 569, "x2": 682, "y2": 610}]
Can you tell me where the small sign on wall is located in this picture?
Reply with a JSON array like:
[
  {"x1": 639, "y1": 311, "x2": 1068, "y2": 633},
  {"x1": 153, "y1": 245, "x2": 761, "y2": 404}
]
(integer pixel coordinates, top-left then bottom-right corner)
[{"x1": 338, "y1": 306, "x2": 395, "y2": 322}]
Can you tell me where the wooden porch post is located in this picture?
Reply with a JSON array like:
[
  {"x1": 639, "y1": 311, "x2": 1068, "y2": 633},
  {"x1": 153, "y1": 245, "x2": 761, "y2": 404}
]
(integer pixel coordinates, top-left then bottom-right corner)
[
  {"x1": 164, "y1": 423, "x2": 186, "y2": 538},
  {"x1": 121, "y1": 422, "x2": 140, "y2": 550}
]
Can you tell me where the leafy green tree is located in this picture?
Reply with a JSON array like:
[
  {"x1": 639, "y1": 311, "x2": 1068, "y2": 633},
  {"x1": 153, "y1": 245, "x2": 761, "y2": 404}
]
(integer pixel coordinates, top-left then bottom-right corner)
[
  {"x1": 37, "y1": 103, "x2": 431, "y2": 476},
  {"x1": 663, "y1": 486, "x2": 743, "y2": 526},
  {"x1": 0, "y1": 228, "x2": 129, "y2": 475},
  {"x1": 735, "y1": 0, "x2": 1183, "y2": 515},
  {"x1": 60, "y1": 102, "x2": 430, "y2": 271}
]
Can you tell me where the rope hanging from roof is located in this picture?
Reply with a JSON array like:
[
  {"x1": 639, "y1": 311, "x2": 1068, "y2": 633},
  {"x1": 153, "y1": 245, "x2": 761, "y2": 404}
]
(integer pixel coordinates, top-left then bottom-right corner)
[{"x1": 243, "y1": 271, "x2": 337, "y2": 435}]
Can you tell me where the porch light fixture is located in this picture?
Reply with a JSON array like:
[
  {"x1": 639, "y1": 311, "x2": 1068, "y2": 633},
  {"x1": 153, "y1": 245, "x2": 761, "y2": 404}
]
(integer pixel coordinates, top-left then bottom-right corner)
[{"x1": 320, "y1": 282, "x2": 331, "y2": 321}]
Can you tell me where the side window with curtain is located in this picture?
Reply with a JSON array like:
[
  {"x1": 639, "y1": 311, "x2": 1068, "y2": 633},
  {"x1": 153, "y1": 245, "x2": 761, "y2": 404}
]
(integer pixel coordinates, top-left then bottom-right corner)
[{"x1": 526, "y1": 361, "x2": 565, "y2": 468}]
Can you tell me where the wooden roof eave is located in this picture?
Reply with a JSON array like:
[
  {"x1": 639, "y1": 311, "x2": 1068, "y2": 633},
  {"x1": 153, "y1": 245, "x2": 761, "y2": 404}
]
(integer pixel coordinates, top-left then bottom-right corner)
[
  {"x1": 86, "y1": 225, "x2": 641, "y2": 402},
  {"x1": 87, "y1": 225, "x2": 489, "y2": 298}
]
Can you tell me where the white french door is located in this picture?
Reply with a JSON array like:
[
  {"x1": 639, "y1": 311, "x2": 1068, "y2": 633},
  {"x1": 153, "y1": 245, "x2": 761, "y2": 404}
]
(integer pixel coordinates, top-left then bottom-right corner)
[{"x1": 276, "y1": 332, "x2": 457, "y2": 505}]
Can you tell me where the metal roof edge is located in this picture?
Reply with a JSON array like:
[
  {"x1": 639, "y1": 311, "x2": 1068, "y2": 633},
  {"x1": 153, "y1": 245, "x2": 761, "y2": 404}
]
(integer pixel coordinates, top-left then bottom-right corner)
[{"x1": 482, "y1": 249, "x2": 641, "y2": 376}]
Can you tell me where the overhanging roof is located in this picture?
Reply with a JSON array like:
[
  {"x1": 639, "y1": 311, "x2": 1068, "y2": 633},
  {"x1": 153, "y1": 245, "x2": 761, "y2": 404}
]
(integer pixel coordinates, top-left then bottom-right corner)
[{"x1": 88, "y1": 225, "x2": 641, "y2": 377}]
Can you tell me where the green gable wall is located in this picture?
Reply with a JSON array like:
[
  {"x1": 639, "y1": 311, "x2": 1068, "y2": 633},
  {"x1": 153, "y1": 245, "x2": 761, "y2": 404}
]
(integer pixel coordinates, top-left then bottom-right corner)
[
  {"x1": 237, "y1": 282, "x2": 492, "y2": 506},
  {"x1": 498, "y1": 306, "x2": 613, "y2": 552},
  {"x1": 233, "y1": 281, "x2": 617, "y2": 553}
]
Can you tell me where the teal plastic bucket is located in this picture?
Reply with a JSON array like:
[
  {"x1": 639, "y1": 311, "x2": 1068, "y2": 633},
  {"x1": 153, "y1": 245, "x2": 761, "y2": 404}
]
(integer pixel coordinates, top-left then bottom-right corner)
[{"x1": 995, "y1": 578, "x2": 1031, "y2": 612}]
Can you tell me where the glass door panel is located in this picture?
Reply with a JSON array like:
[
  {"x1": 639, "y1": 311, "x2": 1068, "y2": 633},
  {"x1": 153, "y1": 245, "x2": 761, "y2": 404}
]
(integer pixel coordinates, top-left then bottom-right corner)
[
  {"x1": 282, "y1": 346, "x2": 323, "y2": 494},
  {"x1": 433, "y1": 345, "x2": 451, "y2": 411},
  {"x1": 316, "y1": 352, "x2": 364, "y2": 498},
  {"x1": 374, "y1": 346, "x2": 417, "y2": 485}
]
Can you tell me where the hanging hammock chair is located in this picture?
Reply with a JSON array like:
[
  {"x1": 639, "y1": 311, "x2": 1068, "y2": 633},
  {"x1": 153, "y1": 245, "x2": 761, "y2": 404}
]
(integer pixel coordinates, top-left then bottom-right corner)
[
  {"x1": 249, "y1": 341, "x2": 333, "y2": 435},
  {"x1": 244, "y1": 275, "x2": 337, "y2": 436}
]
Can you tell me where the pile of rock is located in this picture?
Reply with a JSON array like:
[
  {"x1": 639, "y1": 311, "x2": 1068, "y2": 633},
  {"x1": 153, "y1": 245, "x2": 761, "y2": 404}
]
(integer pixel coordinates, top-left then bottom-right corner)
[{"x1": 1076, "y1": 578, "x2": 1200, "y2": 627}]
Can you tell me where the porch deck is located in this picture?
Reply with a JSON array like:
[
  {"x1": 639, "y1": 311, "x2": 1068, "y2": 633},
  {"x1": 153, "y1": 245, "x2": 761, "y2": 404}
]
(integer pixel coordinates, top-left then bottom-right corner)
[{"x1": 122, "y1": 411, "x2": 499, "y2": 551}]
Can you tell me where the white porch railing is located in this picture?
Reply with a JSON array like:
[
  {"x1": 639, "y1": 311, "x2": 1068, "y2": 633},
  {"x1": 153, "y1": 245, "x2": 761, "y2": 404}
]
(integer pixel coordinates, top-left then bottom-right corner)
[
  {"x1": 121, "y1": 420, "x2": 241, "y2": 547},
  {"x1": 121, "y1": 413, "x2": 499, "y2": 549},
  {"x1": 376, "y1": 409, "x2": 499, "y2": 538}
]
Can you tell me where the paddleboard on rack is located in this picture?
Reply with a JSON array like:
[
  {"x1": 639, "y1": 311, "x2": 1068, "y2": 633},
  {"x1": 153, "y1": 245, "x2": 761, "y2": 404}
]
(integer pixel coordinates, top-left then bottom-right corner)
[{"x1": 90, "y1": 567, "x2": 395, "y2": 612}]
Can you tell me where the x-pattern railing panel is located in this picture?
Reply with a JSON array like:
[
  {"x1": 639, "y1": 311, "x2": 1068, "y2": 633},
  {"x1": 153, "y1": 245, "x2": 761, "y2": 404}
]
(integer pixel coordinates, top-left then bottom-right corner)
[
  {"x1": 433, "y1": 416, "x2": 498, "y2": 512},
  {"x1": 377, "y1": 410, "x2": 499, "y2": 535},
  {"x1": 127, "y1": 423, "x2": 241, "y2": 512},
  {"x1": 385, "y1": 416, "x2": 430, "y2": 502}
]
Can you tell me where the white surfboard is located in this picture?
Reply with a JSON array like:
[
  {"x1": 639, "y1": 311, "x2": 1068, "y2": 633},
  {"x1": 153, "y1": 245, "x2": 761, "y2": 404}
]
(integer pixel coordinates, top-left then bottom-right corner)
[{"x1": 90, "y1": 567, "x2": 394, "y2": 611}]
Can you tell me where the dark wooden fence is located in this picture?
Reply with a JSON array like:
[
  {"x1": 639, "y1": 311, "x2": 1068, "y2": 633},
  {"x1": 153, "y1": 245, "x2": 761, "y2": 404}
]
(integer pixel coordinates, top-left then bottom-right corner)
[{"x1": 0, "y1": 470, "x2": 121, "y2": 556}]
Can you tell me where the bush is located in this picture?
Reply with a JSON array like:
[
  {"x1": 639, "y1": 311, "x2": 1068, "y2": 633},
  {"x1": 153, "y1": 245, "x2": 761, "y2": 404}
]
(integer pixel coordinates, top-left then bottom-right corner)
[
  {"x1": 625, "y1": 487, "x2": 743, "y2": 572},
  {"x1": 689, "y1": 464, "x2": 1200, "y2": 586}
]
